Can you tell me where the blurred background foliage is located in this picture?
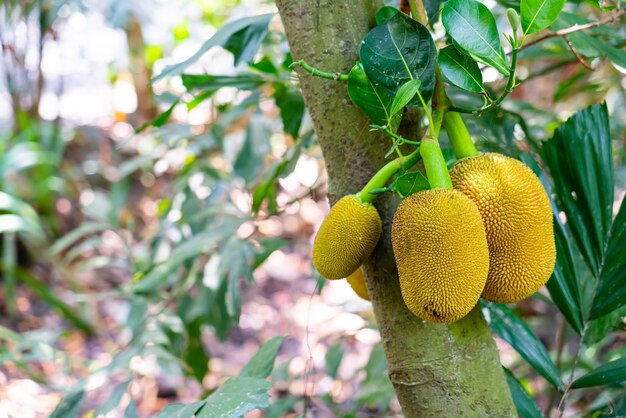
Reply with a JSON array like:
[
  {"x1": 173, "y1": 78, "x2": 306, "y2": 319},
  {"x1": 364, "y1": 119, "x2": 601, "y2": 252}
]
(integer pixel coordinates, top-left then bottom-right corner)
[{"x1": 0, "y1": 0, "x2": 624, "y2": 417}]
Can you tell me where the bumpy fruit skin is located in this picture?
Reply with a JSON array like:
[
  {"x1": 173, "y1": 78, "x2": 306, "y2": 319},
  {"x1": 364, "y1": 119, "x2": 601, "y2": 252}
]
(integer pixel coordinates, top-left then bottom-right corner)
[
  {"x1": 392, "y1": 189, "x2": 489, "y2": 323},
  {"x1": 450, "y1": 153, "x2": 556, "y2": 303},
  {"x1": 313, "y1": 195, "x2": 382, "y2": 280},
  {"x1": 346, "y1": 267, "x2": 370, "y2": 301}
]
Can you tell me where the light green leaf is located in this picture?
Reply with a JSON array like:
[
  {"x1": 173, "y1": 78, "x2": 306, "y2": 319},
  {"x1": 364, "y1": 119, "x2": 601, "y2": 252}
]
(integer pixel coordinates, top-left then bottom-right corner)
[
  {"x1": 240, "y1": 336, "x2": 285, "y2": 379},
  {"x1": 521, "y1": 0, "x2": 566, "y2": 36},
  {"x1": 196, "y1": 377, "x2": 271, "y2": 418},
  {"x1": 389, "y1": 79, "x2": 422, "y2": 118}
]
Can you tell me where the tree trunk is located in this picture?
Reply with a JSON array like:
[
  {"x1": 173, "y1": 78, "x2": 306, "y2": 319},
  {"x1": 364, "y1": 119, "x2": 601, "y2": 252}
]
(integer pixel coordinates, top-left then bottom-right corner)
[{"x1": 275, "y1": 1, "x2": 517, "y2": 417}]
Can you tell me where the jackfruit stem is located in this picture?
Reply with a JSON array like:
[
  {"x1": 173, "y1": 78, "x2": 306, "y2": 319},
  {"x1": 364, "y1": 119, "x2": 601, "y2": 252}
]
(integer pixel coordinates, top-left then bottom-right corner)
[
  {"x1": 420, "y1": 139, "x2": 453, "y2": 189},
  {"x1": 357, "y1": 148, "x2": 422, "y2": 203},
  {"x1": 443, "y1": 112, "x2": 479, "y2": 159}
]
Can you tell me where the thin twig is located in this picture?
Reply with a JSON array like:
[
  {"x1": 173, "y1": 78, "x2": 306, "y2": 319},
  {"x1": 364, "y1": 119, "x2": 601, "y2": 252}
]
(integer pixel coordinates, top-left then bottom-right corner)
[
  {"x1": 563, "y1": 35, "x2": 594, "y2": 70},
  {"x1": 519, "y1": 7, "x2": 625, "y2": 52}
]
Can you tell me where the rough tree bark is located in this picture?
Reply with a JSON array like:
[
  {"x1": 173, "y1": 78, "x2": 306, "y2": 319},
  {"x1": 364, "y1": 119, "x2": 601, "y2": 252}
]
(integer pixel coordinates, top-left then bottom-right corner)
[{"x1": 275, "y1": 1, "x2": 517, "y2": 417}]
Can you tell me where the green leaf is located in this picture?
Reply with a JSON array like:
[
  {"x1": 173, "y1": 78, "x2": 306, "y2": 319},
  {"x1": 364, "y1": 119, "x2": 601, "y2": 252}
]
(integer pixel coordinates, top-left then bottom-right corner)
[
  {"x1": 592, "y1": 198, "x2": 626, "y2": 318},
  {"x1": 545, "y1": 219, "x2": 584, "y2": 334},
  {"x1": 325, "y1": 341, "x2": 344, "y2": 379},
  {"x1": 442, "y1": 0, "x2": 509, "y2": 75},
  {"x1": 95, "y1": 381, "x2": 130, "y2": 416},
  {"x1": 274, "y1": 84, "x2": 305, "y2": 138},
  {"x1": 136, "y1": 101, "x2": 178, "y2": 133},
  {"x1": 571, "y1": 358, "x2": 626, "y2": 389},
  {"x1": 50, "y1": 391, "x2": 84, "y2": 418},
  {"x1": 389, "y1": 79, "x2": 422, "y2": 118},
  {"x1": 184, "y1": 320, "x2": 209, "y2": 382},
  {"x1": 234, "y1": 112, "x2": 271, "y2": 184},
  {"x1": 223, "y1": 15, "x2": 273, "y2": 66},
  {"x1": 155, "y1": 401, "x2": 206, "y2": 418},
  {"x1": 424, "y1": 0, "x2": 444, "y2": 24},
  {"x1": 504, "y1": 368, "x2": 543, "y2": 418},
  {"x1": 347, "y1": 62, "x2": 398, "y2": 128},
  {"x1": 521, "y1": 0, "x2": 566, "y2": 36},
  {"x1": 375, "y1": 6, "x2": 399, "y2": 25},
  {"x1": 483, "y1": 302, "x2": 564, "y2": 391},
  {"x1": 240, "y1": 336, "x2": 285, "y2": 378},
  {"x1": 543, "y1": 103, "x2": 613, "y2": 279},
  {"x1": 196, "y1": 377, "x2": 271, "y2": 418},
  {"x1": 181, "y1": 73, "x2": 266, "y2": 92},
  {"x1": 152, "y1": 14, "x2": 273, "y2": 82},
  {"x1": 438, "y1": 45, "x2": 484, "y2": 93},
  {"x1": 124, "y1": 398, "x2": 140, "y2": 418},
  {"x1": 360, "y1": 12, "x2": 437, "y2": 103},
  {"x1": 389, "y1": 171, "x2": 430, "y2": 198}
]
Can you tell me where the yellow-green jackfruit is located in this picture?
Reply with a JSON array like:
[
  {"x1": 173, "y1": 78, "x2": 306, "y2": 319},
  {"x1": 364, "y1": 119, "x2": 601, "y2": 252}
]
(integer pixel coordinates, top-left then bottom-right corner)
[
  {"x1": 392, "y1": 189, "x2": 489, "y2": 323},
  {"x1": 313, "y1": 195, "x2": 382, "y2": 280},
  {"x1": 450, "y1": 153, "x2": 556, "y2": 303},
  {"x1": 346, "y1": 267, "x2": 370, "y2": 301}
]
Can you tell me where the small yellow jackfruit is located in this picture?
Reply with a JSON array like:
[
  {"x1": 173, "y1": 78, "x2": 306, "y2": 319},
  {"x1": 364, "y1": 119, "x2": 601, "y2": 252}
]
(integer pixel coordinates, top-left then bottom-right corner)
[
  {"x1": 346, "y1": 267, "x2": 370, "y2": 301},
  {"x1": 392, "y1": 189, "x2": 489, "y2": 323},
  {"x1": 313, "y1": 195, "x2": 382, "y2": 280},
  {"x1": 450, "y1": 153, "x2": 556, "y2": 303}
]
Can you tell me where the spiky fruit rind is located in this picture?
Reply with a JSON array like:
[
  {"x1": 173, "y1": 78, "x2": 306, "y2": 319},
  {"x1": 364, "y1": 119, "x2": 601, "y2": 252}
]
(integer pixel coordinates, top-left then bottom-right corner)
[
  {"x1": 450, "y1": 153, "x2": 556, "y2": 303},
  {"x1": 313, "y1": 195, "x2": 382, "y2": 280},
  {"x1": 392, "y1": 189, "x2": 489, "y2": 323},
  {"x1": 346, "y1": 267, "x2": 370, "y2": 301}
]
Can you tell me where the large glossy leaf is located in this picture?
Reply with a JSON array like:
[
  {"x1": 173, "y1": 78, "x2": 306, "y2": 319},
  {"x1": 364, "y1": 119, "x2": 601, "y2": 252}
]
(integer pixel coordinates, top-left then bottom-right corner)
[
  {"x1": 504, "y1": 368, "x2": 543, "y2": 418},
  {"x1": 196, "y1": 377, "x2": 271, "y2": 418},
  {"x1": 543, "y1": 103, "x2": 613, "y2": 278},
  {"x1": 545, "y1": 219, "x2": 584, "y2": 333},
  {"x1": 347, "y1": 62, "x2": 397, "y2": 127},
  {"x1": 155, "y1": 402, "x2": 206, "y2": 418},
  {"x1": 521, "y1": 0, "x2": 566, "y2": 36},
  {"x1": 240, "y1": 336, "x2": 285, "y2": 379},
  {"x1": 152, "y1": 14, "x2": 273, "y2": 82},
  {"x1": 571, "y1": 358, "x2": 626, "y2": 389},
  {"x1": 483, "y1": 302, "x2": 565, "y2": 391},
  {"x1": 592, "y1": 198, "x2": 626, "y2": 318},
  {"x1": 438, "y1": 45, "x2": 484, "y2": 93},
  {"x1": 441, "y1": 0, "x2": 509, "y2": 75},
  {"x1": 360, "y1": 12, "x2": 437, "y2": 103}
]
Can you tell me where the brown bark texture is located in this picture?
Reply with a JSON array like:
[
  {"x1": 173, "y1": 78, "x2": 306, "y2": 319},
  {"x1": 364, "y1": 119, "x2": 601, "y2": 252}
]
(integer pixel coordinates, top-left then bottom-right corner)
[{"x1": 275, "y1": 1, "x2": 517, "y2": 417}]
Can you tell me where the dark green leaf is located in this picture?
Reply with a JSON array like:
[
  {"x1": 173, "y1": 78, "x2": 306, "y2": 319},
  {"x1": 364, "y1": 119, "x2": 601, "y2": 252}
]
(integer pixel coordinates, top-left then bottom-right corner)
[
  {"x1": 424, "y1": 0, "x2": 443, "y2": 24},
  {"x1": 181, "y1": 73, "x2": 266, "y2": 91},
  {"x1": 136, "y1": 101, "x2": 178, "y2": 133},
  {"x1": 155, "y1": 401, "x2": 206, "y2": 418},
  {"x1": 234, "y1": 112, "x2": 271, "y2": 184},
  {"x1": 360, "y1": 12, "x2": 437, "y2": 103},
  {"x1": 325, "y1": 341, "x2": 344, "y2": 379},
  {"x1": 197, "y1": 377, "x2": 272, "y2": 418},
  {"x1": 223, "y1": 15, "x2": 273, "y2": 66},
  {"x1": 504, "y1": 368, "x2": 543, "y2": 418},
  {"x1": 240, "y1": 336, "x2": 285, "y2": 379},
  {"x1": 592, "y1": 198, "x2": 626, "y2": 318},
  {"x1": 253, "y1": 238, "x2": 288, "y2": 269},
  {"x1": 543, "y1": 103, "x2": 613, "y2": 278},
  {"x1": 571, "y1": 358, "x2": 626, "y2": 389},
  {"x1": 438, "y1": 45, "x2": 484, "y2": 93},
  {"x1": 521, "y1": 0, "x2": 566, "y2": 36},
  {"x1": 545, "y1": 219, "x2": 584, "y2": 334},
  {"x1": 125, "y1": 398, "x2": 140, "y2": 418},
  {"x1": 347, "y1": 62, "x2": 398, "y2": 127},
  {"x1": 184, "y1": 320, "x2": 209, "y2": 382},
  {"x1": 442, "y1": 0, "x2": 509, "y2": 75},
  {"x1": 584, "y1": 305, "x2": 626, "y2": 346},
  {"x1": 250, "y1": 56, "x2": 279, "y2": 74},
  {"x1": 375, "y1": 6, "x2": 399, "y2": 25},
  {"x1": 50, "y1": 391, "x2": 84, "y2": 418},
  {"x1": 483, "y1": 302, "x2": 564, "y2": 391},
  {"x1": 152, "y1": 14, "x2": 273, "y2": 82},
  {"x1": 389, "y1": 79, "x2": 422, "y2": 118},
  {"x1": 390, "y1": 171, "x2": 430, "y2": 198},
  {"x1": 274, "y1": 84, "x2": 305, "y2": 138}
]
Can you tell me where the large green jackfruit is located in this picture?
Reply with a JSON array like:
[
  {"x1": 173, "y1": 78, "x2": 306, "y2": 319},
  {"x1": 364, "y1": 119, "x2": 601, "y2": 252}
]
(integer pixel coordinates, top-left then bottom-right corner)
[
  {"x1": 450, "y1": 153, "x2": 556, "y2": 303},
  {"x1": 313, "y1": 195, "x2": 382, "y2": 280},
  {"x1": 392, "y1": 189, "x2": 489, "y2": 323}
]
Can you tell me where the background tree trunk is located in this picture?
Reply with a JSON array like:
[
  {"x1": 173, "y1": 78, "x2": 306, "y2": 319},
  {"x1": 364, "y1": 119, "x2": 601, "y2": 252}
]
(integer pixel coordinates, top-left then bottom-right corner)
[{"x1": 275, "y1": 1, "x2": 518, "y2": 417}]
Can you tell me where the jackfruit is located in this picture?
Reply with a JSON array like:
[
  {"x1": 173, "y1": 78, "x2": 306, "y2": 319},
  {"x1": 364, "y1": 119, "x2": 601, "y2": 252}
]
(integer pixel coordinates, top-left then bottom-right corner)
[
  {"x1": 346, "y1": 267, "x2": 370, "y2": 301},
  {"x1": 313, "y1": 195, "x2": 382, "y2": 280},
  {"x1": 392, "y1": 189, "x2": 489, "y2": 323},
  {"x1": 449, "y1": 153, "x2": 556, "y2": 303}
]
